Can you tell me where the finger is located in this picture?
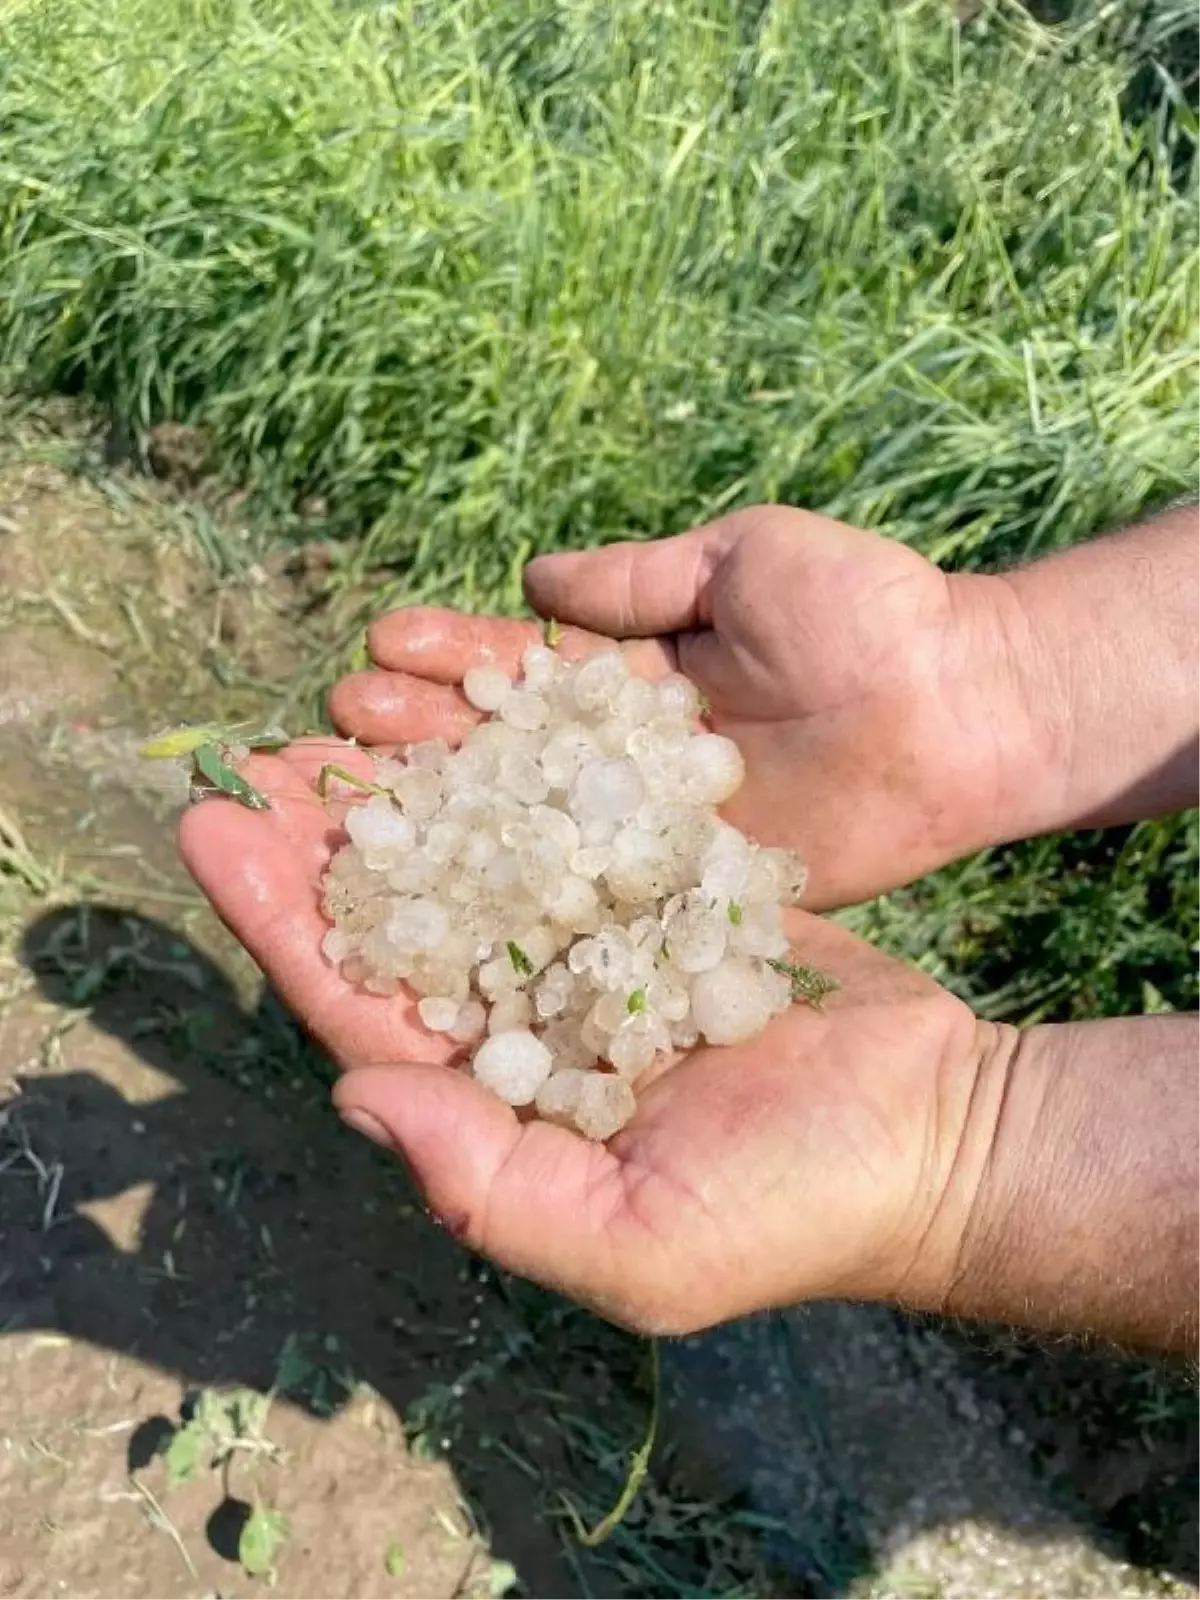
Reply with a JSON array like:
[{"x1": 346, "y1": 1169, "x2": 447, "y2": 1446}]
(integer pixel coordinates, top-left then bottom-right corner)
[
  {"x1": 522, "y1": 521, "x2": 738, "y2": 638},
  {"x1": 179, "y1": 767, "x2": 453, "y2": 1068},
  {"x1": 367, "y1": 609, "x2": 592, "y2": 681},
  {"x1": 365, "y1": 606, "x2": 673, "y2": 683},
  {"x1": 273, "y1": 735, "x2": 378, "y2": 791},
  {"x1": 328, "y1": 670, "x2": 481, "y2": 746},
  {"x1": 334, "y1": 1063, "x2": 647, "y2": 1319},
  {"x1": 214, "y1": 749, "x2": 345, "y2": 878}
]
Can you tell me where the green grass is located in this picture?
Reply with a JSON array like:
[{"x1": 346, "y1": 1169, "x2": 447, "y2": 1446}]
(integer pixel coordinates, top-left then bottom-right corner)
[
  {"x1": 1, "y1": 0, "x2": 1196, "y2": 575},
  {"x1": 0, "y1": 0, "x2": 1196, "y2": 1026}
]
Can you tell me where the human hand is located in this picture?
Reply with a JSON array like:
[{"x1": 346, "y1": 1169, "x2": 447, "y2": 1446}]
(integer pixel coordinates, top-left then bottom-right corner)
[
  {"x1": 328, "y1": 505, "x2": 1030, "y2": 910},
  {"x1": 179, "y1": 745, "x2": 1005, "y2": 1333}
]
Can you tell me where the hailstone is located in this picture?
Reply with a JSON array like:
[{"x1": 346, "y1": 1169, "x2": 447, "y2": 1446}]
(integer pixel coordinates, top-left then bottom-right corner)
[{"x1": 317, "y1": 635, "x2": 822, "y2": 1140}]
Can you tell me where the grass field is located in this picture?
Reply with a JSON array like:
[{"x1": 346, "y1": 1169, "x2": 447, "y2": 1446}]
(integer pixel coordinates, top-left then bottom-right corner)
[
  {"x1": 2, "y1": 0, "x2": 1196, "y2": 573},
  {"x1": 0, "y1": 2, "x2": 1197, "y2": 1593}
]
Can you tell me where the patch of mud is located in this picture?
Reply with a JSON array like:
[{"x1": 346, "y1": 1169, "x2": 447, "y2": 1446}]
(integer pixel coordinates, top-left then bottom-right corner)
[
  {"x1": 0, "y1": 625, "x2": 117, "y2": 729},
  {"x1": 0, "y1": 422, "x2": 666, "y2": 1600}
]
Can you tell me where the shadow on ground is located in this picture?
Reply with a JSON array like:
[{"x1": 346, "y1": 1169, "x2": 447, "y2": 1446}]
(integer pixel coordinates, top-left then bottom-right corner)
[
  {"x1": 2, "y1": 902, "x2": 1196, "y2": 1598},
  {"x1": 3, "y1": 905, "x2": 610, "y2": 1594}
]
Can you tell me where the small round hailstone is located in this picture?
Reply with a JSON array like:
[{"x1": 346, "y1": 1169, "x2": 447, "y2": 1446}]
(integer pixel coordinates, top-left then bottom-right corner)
[
  {"x1": 572, "y1": 757, "x2": 645, "y2": 822},
  {"x1": 541, "y1": 726, "x2": 593, "y2": 788},
  {"x1": 573, "y1": 651, "x2": 627, "y2": 713},
  {"x1": 498, "y1": 752, "x2": 549, "y2": 804},
  {"x1": 387, "y1": 897, "x2": 451, "y2": 952},
  {"x1": 750, "y1": 846, "x2": 808, "y2": 905},
  {"x1": 317, "y1": 633, "x2": 818, "y2": 1140},
  {"x1": 576, "y1": 1073, "x2": 637, "y2": 1140},
  {"x1": 521, "y1": 644, "x2": 558, "y2": 691},
  {"x1": 690, "y1": 958, "x2": 788, "y2": 1046},
  {"x1": 499, "y1": 690, "x2": 548, "y2": 731},
  {"x1": 615, "y1": 676, "x2": 659, "y2": 724},
  {"x1": 345, "y1": 797, "x2": 416, "y2": 860},
  {"x1": 408, "y1": 739, "x2": 451, "y2": 770},
  {"x1": 488, "y1": 991, "x2": 533, "y2": 1033},
  {"x1": 418, "y1": 996, "x2": 462, "y2": 1033},
  {"x1": 657, "y1": 674, "x2": 701, "y2": 720},
  {"x1": 671, "y1": 1017, "x2": 699, "y2": 1050},
  {"x1": 424, "y1": 820, "x2": 466, "y2": 864},
  {"x1": 664, "y1": 892, "x2": 727, "y2": 972},
  {"x1": 729, "y1": 902, "x2": 790, "y2": 959},
  {"x1": 547, "y1": 873, "x2": 600, "y2": 928},
  {"x1": 472, "y1": 1030, "x2": 552, "y2": 1106},
  {"x1": 392, "y1": 768, "x2": 443, "y2": 820},
  {"x1": 449, "y1": 998, "x2": 487, "y2": 1043},
  {"x1": 461, "y1": 832, "x2": 499, "y2": 872},
  {"x1": 535, "y1": 963, "x2": 574, "y2": 1018},
  {"x1": 680, "y1": 734, "x2": 745, "y2": 804},
  {"x1": 478, "y1": 956, "x2": 521, "y2": 1000},
  {"x1": 570, "y1": 845, "x2": 610, "y2": 880},
  {"x1": 464, "y1": 666, "x2": 513, "y2": 712},
  {"x1": 700, "y1": 841, "x2": 751, "y2": 903},
  {"x1": 533, "y1": 1067, "x2": 586, "y2": 1124},
  {"x1": 535, "y1": 1069, "x2": 636, "y2": 1141},
  {"x1": 607, "y1": 1013, "x2": 670, "y2": 1080}
]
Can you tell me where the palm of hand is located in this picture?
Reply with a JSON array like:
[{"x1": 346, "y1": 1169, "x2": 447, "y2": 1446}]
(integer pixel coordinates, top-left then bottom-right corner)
[{"x1": 181, "y1": 701, "x2": 979, "y2": 1335}]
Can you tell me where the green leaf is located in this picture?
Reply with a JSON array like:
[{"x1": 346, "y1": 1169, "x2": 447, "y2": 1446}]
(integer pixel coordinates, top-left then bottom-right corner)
[
  {"x1": 626, "y1": 988, "x2": 645, "y2": 1014},
  {"x1": 1142, "y1": 980, "x2": 1173, "y2": 1015},
  {"x1": 727, "y1": 901, "x2": 743, "y2": 925},
  {"x1": 163, "y1": 1420, "x2": 205, "y2": 1485},
  {"x1": 506, "y1": 940, "x2": 534, "y2": 977},
  {"x1": 239, "y1": 1503, "x2": 289, "y2": 1579},
  {"x1": 384, "y1": 1541, "x2": 406, "y2": 1579},
  {"x1": 488, "y1": 1559, "x2": 519, "y2": 1597}
]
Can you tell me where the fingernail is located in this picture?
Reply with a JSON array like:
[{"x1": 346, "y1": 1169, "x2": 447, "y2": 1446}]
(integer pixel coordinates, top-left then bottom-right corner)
[{"x1": 339, "y1": 1107, "x2": 394, "y2": 1151}]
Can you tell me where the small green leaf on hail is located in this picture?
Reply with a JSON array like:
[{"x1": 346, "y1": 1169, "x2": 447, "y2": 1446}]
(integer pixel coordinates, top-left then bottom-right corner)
[{"x1": 507, "y1": 941, "x2": 534, "y2": 976}]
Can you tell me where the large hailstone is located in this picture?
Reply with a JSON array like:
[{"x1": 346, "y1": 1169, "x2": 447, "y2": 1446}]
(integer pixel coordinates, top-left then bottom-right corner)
[{"x1": 317, "y1": 637, "x2": 818, "y2": 1141}]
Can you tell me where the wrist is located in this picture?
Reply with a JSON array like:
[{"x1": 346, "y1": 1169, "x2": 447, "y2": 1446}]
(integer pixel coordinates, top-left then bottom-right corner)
[
  {"x1": 947, "y1": 512, "x2": 1200, "y2": 848},
  {"x1": 934, "y1": 1019, "x2": 1059, "y2": 1326},
  {"x1": 919, "y1": 1016, "x2": 1198, "y2": 1354},
  {"x1": 856, "y1": 1015, "x2": 1025, "y2": 1316},
  {"x1": 940, "y1": 568, "x2": 1068, "y2": 858},
  {"x1": 868, "y1": 1019, "x2": 1089, "y2": 1330}
]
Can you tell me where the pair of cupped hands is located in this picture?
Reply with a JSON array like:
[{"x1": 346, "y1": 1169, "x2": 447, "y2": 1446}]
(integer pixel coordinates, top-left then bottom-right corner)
[{"x1": 182, "y1": 507, "x2": 1027, "y2": 1334}]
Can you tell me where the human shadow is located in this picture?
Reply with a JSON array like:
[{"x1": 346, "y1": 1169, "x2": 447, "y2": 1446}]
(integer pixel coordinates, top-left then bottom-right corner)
[
  {"x1": 4, "y1": 903, "x2": 1195, "y2": 1597},
  {"x1": 3, "y1": 902, "x2": 630, "y2": 1595}
]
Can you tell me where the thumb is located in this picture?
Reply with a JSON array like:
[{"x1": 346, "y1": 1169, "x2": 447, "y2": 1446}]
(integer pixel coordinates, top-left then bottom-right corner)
[
  {"x1": 523, "y1": 521, "x2": 735, "y2": 638},
  {"x1": 332, "y1": 1063, "x2": 641, "y2": 1317}
]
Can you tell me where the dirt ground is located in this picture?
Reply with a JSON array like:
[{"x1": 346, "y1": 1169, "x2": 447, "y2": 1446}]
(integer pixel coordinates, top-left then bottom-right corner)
[{"x1": 0, "y1": 406, "x2": 1195, "y2": 1599}]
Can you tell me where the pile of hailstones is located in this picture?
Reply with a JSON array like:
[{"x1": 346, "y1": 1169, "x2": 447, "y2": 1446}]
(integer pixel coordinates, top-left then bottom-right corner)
[{"x1": 319, "y1": 642, "x2": 808, "y2": 1141}]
